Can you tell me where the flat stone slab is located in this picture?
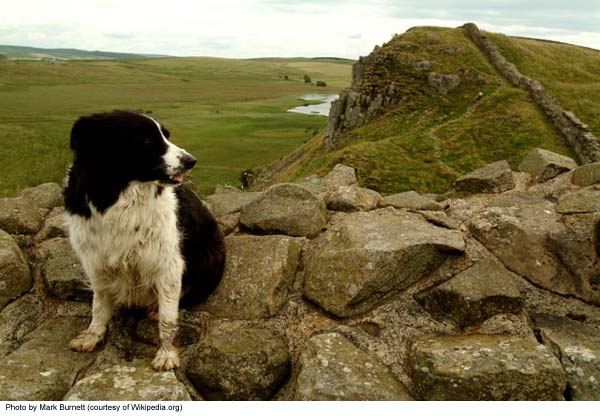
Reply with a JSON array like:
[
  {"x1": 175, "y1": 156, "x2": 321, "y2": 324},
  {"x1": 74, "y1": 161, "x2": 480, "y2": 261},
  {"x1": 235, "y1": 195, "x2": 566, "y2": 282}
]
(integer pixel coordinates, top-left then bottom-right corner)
[
  {"x1": 36, "y1": 237, "x2": 91, "y2": 301},
  {"x1": 572, "y1": 162, "x2": 600, "y2": 186},
  {"x1": 382, "y1": 191, "x2": 442, "y2": 211},
  {"x1": 518, "y1": 148, "x2": 577, "y2": 183},
  {"x1": 454, "y1": 160, "x2": 515, "y2": 194},
  {"x1": 240, "y1": 183, "x2": 327, "y2": 237},
  {"x1": 64, "y1": 359, "x2": 191, "y2": 400},
  {"x1": 187, "y1": 327, "x2": 290, "y2": 400},
  {"x1": 205, "y1": 191, "x2": 262, "y2": 217},
  {"x1": 304, "y1": 209, "x2": 465, "y2": 318},
  {"x1": 415, "y1": 260, "x2": 523, "y2": 327},
  {"x1": 409, "y1": 335, "x2": 566, "y2": 400},
  {"x1": 294, "y1": 332, "x2": 413, "y2": 400},
  {"x1": 556, "y1": 189, "x2": 600, "y2": 214},
  {"x1": 199, "y1": 234, "x2": 300, "y2": 319},
  {"x1": 324, "y1": 185, "x2": 382, "y2": 212},
  {"x1": 534, "y1": 314, "x2": 600, "y2": 400},
  {"x1": 0, "y1": 229, "x2": 31, "y2": 311},
  {"x1": 0, "y1": 317, "x2": 96, "y2": 400}
]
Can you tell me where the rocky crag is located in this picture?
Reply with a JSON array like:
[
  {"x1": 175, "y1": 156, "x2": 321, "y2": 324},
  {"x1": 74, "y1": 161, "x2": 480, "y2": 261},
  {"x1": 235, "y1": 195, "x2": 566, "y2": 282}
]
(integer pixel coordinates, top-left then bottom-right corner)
[
  {"x1": 1, "y1": 148, "x2": 600, "y2": 400},
  {"x1": 327, "y1": 23, "x2": 600, "y2": 164}
]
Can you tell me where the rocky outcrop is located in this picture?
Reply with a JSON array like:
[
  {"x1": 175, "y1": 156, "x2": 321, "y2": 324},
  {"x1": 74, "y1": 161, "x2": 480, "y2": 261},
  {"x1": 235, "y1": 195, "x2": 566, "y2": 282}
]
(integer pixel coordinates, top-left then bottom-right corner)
[
  {"x1": 518, "y1": 148, "x2": 578, "y2": 183},
  {"x1": 463, "y1": 23, "x2": 600, "y2": 164},
  {"x1": 1, "y1": 152, "x2": 600, "y2": 401}
]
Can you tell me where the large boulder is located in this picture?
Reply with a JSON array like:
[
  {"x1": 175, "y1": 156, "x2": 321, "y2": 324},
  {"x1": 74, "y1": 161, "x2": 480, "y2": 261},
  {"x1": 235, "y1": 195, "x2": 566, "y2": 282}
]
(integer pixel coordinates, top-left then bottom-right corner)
[
  {"x1": 0, "y1": 317, "x2": 96, "y2": 400},
  {"x1": 518, "y1": 148, "x2": 577, "y2": 183},
  {"x1": 295, "y1": 164, "x2": 358, "y2": 195},
  {"x1": 454, "y1": 160, "x2": 515, "y2": 194},
  {"x1": 64, "y1": 360, "x2": 191, "y2": 400},
  {"x1": 0, "y1": 294, "x2": 44, "y2": 358},
  {"x1": 414, "y1": 260, "x2": 523, "y2": 327},
  {"x1": 294, "y1": 332, "x2": 412, "y2": 400},
  {"x1": 304, "y1": 209, "x2": 465, "y2": 318},
  {"x1": 572, "y1": 162, "x2": 600, "y2": 186},
  {"x1": 199, "y1": 235, "x2": 300, "y2": 319},
  {"x1": 0, "y1": 229, "x2": 31, "y2": 311},
  {"x1": 324, "y1": 186, "x2": 382, "y2": 212},
  {"x1": 186, "y1": 327, "x2": 290, "y2": 400},
  {"x1": 0, "y1": 197, "x2": 46, "y2": 234},
  {"x1": 469, "y1": 193, "x2": 600, "y2": 304},
  {"x1": 556, "y1": 189, "x2": 600, "y2": 214},
  {"x1": 534, "y1": 315, "x2": 600, "y2": 400},
  {"x1": 409, "y1": 335, "x2": 566, "y2": 400},
  {"x1": 382, "y1": 191, "x2": 442, "y2": 211},
  {"x1": 20, "y1": 182, "x2": 63, "y2": 210},
  {"x1": 240, "y1": 183, "x2": 327, "y2": 237},
  {"x1": 36, "y1": 237, "x2": 91, "y2": 301}
]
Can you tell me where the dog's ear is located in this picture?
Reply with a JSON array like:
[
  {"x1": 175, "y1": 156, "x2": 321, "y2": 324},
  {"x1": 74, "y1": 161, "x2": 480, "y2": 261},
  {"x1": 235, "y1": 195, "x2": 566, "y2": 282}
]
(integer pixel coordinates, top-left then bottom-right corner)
[{"x1": 70, "y1": 115, "x2": 96, "y2": 152}]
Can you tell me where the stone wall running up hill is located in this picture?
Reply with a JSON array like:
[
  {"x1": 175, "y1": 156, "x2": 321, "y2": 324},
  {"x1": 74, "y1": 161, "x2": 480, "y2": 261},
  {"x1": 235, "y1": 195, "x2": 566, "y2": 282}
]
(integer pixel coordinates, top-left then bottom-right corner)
[{"x1": 1, "y1": 150, "x2": 600, "y2": 400}]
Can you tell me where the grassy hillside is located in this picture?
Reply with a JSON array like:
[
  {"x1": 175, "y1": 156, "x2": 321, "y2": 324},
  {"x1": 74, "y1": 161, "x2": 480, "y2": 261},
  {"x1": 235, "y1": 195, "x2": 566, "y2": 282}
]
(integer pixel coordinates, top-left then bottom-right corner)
[
  {"x1": 486, "y1": 33, "x2": 600, "y2": 138},
  {"x1": 0, "y1": 56, "x2": 351, "y2": 197},
  {"x1": 258, "y1": 27, "x2": 583, "y2": 195}
]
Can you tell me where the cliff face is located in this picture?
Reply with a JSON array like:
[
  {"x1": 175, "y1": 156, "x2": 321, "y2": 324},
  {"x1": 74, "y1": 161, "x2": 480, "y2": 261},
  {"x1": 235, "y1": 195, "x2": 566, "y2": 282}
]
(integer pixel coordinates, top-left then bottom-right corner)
[{"x1": 1, "y1": 147, "x2": 600, "y2": 400}]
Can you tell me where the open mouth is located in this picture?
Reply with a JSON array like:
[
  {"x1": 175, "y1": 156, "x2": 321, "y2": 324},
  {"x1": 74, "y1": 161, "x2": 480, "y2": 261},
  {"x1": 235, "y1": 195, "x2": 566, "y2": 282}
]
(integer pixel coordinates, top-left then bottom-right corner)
[{"x1": 160, "y1": 173, "x2": 185, "y2": 186}]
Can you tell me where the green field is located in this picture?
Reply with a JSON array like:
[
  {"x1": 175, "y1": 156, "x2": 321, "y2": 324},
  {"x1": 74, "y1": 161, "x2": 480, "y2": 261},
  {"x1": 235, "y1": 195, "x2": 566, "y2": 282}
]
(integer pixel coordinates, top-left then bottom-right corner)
[{"x1": 0, "y1": 56, "x2": 352, "y2": 197}]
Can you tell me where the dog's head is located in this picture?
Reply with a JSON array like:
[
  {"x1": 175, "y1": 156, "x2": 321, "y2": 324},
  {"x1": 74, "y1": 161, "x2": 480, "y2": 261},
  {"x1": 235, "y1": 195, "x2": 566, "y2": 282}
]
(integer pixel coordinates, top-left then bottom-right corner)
[{"x1": 70, "y1": 110, "x2": 196, "y2": 186}]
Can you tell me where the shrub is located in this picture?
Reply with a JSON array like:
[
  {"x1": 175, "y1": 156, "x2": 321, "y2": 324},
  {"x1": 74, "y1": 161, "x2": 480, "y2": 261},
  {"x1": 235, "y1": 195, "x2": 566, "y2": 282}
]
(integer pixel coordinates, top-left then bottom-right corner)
[
  {"x1": 303, "y1": 74, "x2": 311, "y2": 83},
  {"x1": 316, "y1": 80, "x2": 327, "y2": 87}
]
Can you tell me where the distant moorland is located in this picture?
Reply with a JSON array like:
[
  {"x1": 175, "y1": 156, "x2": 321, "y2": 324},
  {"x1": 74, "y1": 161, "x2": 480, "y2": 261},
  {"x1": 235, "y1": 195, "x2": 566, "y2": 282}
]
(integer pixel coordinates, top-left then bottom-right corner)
[{"x1": 0, "y1": 53, "x2": 352, "y2": 197}]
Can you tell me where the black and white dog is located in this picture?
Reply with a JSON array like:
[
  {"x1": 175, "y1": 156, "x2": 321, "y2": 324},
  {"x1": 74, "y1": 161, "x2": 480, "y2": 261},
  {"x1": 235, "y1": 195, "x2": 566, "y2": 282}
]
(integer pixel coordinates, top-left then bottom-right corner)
[{"x1": 64, "y1": 110, "x2": 225, "y2": 370}]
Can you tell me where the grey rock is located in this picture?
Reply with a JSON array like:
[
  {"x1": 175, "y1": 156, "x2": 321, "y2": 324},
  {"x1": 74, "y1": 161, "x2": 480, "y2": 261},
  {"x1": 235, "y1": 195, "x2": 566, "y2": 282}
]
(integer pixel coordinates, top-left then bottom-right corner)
[
  {"x1": 216, "y1": 212, "x2": 240, "y2": 236},
  {"x1": 304, "y1": 209, "x2": 465, "y2": 318},
  {"x1": 240, "y1": 183, "x2": 327, "y2": 237},
  {"x1": 324, "y1": 185, "x2": 382, "y2": 212},
  {"x1": 556, "y1": 189, "x2": 600, "y2": 214},
  {"x1": 0, "y1": 229, "x2": 31, "y2": 311},
  {"x1": 187, "y1": 327, "x2": 290, "y2": 400},
  {"x1": 199, "y1": 235, "x2": 300, "y2": 319},
  {"x1": 518, "y1": 148, "x2": 577, "y2": 183},
  {"x1": 0, "y1": 317, "x2": 96, "y2": 400},
  {"x1": 37, "y1": 238, "x2": 91, "y2": 301},
  {"x1": 214, "y1": 184, "x2": 243, "y2": 194},
  {"x1": 0, "y1": 294, "x2": 44, "y2": 358},
  {"x1": 35, "y1": 207, "x2": 68, "y2": 241},
  {"x1": 296, "y1": 164, "x2": 358, "y2": 194},
  {"x1": 382, "y1": 191, "x2": 442, "y2": 211},
  {"x1": 65, "y1": 359, "x2": 191, "y2": 400},
  {"x1": 427, "y1": 72, "x2": 461, "y2": 95},
  {"x1": 409, "y1": 335, "x2": 566, "y2": 400},
  {"x1": 468, "y1": 194, "x2": 600, "y2": 303},
  {"x1": 417, "y1": 210, "x2": 461, "y2": 230},
  {"x1": 414, "y1": 261, "x2": 523, "y2": 327},
  {"x1": 20, "y1": 182, "x2": 63, "y2": 210},
  {"x1": 572, "y1": 162, "x2": 600, "y2": 186},
  {"x1": 294, "y1": 332, "x2": 412, "y2": 400},
  {"x1": 205, "y1": 191, "x2": 262, "y2": 217},
  {"x1": 454, "y1": 160, "x2": 515, "y2": 194},
  {"x1": 534, "y1": 314, "x2": 600, "y2": 400},
  {"x1": 0, "y1": 196, "x2": 46, "y2": 234}
]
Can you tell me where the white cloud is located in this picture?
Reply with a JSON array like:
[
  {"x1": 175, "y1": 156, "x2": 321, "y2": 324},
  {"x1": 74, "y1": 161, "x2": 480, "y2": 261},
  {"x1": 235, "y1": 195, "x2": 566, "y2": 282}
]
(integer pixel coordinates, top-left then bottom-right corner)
[{"x1": 1, "y1": 0, "x2": 598, "y2": 58}]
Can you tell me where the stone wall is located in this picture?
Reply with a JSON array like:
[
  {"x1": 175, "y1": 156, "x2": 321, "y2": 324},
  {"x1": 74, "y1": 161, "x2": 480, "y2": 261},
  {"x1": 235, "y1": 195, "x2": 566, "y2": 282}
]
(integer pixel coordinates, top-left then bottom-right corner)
[
  {"x1": 462, "y1": 23, "x2": 600, "y2": 164},
  {"x1": 1, "y1": 150, "x2": 600, "y2": 400}
]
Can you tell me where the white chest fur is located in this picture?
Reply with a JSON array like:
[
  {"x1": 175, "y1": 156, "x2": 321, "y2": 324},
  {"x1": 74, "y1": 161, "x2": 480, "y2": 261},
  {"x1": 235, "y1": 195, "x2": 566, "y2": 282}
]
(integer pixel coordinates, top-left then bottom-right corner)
[{"x1": 65, "y1": 182, "x2": 184, "y2": 307}]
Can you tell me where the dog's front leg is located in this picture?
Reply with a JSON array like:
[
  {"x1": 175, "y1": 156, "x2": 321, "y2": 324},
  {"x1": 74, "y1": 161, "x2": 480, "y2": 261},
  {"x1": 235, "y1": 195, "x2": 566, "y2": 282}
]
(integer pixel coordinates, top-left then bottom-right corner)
[
  {"x1": 151, "y1": 273, "x2": 182, "y2": 371},
  {"x1": 70, "y1": 290, "x2": 113, "y2": 352}
]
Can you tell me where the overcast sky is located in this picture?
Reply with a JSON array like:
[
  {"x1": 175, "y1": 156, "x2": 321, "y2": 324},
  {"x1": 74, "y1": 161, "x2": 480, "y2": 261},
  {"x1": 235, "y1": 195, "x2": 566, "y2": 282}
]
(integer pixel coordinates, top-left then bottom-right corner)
[{"x1": 1, "y1": 1, "x2": 599, "y2": 58}]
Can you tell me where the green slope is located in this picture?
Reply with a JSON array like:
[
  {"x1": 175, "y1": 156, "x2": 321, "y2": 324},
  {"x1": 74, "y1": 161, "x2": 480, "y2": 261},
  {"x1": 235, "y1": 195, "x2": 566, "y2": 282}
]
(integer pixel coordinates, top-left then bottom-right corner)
[
  {"x1": 258, "y1": 26, "x2": 584, "y2": 195},
  {"x1": 0, "y1": 56, "x2": 351, "y2": 197}
]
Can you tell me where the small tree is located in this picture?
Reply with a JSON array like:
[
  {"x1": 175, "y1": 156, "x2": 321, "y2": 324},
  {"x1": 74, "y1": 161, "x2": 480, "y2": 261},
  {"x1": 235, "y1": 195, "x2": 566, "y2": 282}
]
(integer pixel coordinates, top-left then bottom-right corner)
[
  {"x1": 316, "y1": 80, "x2": 327, "y2": 87},
  {"x1": 303, "y1": 74, "x2": 311, "y2": 84}
]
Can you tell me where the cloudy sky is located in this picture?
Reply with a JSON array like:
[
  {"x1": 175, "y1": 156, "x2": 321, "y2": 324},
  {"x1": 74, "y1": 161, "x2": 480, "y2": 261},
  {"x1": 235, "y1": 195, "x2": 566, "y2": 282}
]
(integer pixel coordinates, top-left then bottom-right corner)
[{"x1": 1, "y1": 0, "x2": 599, "y2": 58}]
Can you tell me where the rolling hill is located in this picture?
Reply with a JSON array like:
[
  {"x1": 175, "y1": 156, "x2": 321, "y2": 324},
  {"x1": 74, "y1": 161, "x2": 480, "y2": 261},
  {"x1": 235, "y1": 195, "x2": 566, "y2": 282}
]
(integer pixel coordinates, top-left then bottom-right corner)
[
  {"x1": 0, "y1": 44, "x2": 166, "y2": 60},
  {"x1": 255, "y1": 24, "x2": 600, "y2": 195}
]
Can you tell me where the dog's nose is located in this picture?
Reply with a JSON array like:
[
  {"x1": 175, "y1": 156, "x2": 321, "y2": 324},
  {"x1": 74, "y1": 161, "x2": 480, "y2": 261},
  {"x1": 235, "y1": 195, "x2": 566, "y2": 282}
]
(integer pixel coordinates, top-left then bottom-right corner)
[{"x1": 181, "y1": 155, "x2": 197, "y2": 170}]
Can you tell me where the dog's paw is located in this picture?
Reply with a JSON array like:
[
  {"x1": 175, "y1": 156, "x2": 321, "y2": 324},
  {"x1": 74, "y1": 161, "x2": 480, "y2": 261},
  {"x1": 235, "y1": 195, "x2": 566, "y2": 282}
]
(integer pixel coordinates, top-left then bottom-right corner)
[
  {"x1": 152, "y1": 347, "x2": 180, "y2": 371},
  {"x1": 69, "y1": 330, "x2": 104, "y2": 352}
]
